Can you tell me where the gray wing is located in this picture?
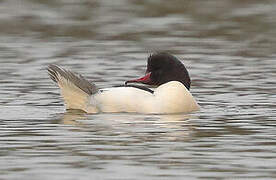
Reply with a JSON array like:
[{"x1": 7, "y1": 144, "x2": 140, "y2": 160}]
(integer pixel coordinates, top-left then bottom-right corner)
[{"x1": 47, "y1": 64, "x2": 98, "y2": 95}]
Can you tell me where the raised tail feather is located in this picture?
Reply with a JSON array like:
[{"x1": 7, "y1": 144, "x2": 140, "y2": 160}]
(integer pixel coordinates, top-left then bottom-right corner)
[{"x1": 47, "y1": 64, "x2": 99, "y2": 113}]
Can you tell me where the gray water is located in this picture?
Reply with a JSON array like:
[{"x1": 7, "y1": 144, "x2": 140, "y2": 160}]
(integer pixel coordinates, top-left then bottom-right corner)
[{"x1": 1, "y1": 0, "x2": 276, "y2": 179}]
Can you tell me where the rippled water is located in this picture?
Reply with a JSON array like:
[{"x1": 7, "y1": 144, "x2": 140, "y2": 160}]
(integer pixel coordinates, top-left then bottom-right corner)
[{"x1": 1, "y1": 0, "x2": 276, "y2": 179}]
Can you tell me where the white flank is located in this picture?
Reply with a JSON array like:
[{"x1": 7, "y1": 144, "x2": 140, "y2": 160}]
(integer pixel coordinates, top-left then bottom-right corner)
[{"x1": 93, "y1": 81, "x2": 199, "y2": 114}]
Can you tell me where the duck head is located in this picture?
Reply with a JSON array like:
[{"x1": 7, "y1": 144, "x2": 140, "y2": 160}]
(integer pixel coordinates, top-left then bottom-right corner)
[{"x1": 125, "y1": 52, "x2": 191, "y2": 90}]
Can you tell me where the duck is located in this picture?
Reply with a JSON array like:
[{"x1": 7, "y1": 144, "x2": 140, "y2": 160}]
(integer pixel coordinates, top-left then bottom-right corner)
[{"x1": 47, "y1": 52, "x2": 199, "y2": 114}]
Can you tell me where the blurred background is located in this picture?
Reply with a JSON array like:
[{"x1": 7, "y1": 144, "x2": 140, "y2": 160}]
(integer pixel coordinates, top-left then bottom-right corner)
[{"x1": 0, "y1": 0, "x2": 276, "y2": 179}]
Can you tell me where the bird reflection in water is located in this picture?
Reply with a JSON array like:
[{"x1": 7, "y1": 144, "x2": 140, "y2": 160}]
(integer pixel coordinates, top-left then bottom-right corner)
[
  {"x1": 54, "y1": 109, "x2": 88, "y2": 126},
  {"x1": 54, "y1": 111, "x2": 197, "y2": 141}
]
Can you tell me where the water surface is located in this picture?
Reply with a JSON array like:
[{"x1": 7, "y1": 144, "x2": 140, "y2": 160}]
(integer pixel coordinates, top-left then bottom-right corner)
[{"x1": 0, "y1": 0, "x2": 276, "y2": 179}]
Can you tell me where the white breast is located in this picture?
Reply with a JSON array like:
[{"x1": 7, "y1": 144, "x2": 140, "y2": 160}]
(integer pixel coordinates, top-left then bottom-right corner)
[
  {"x1": 91, "y1": 81, "x2": 199, "y2": 114},
  {"x1": 153, "y1": 81, "x2": 200, "y2": 113}
]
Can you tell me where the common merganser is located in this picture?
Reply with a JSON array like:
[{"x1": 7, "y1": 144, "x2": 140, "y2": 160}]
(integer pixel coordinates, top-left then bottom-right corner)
[{"x1": 47, "y1": 52, "x2": 199, "y2": 114}]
